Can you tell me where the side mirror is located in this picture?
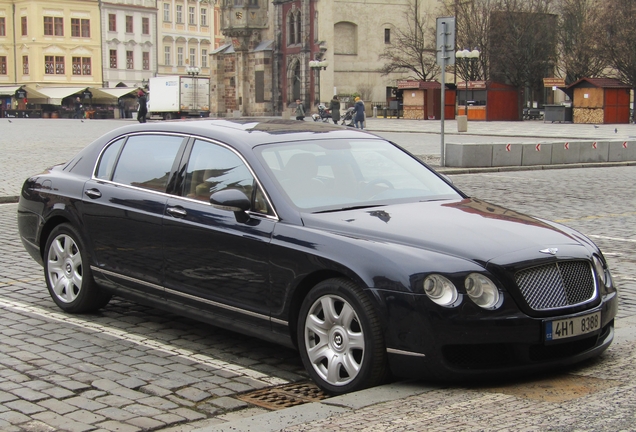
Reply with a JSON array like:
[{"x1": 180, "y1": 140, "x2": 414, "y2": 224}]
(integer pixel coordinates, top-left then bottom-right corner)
[{"x1": 210, "y1": 189, "x2": 251, "y2": 222}]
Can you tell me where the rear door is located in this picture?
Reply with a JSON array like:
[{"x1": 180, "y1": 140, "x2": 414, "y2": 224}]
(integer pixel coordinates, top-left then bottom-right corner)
[{"x1": 82, "y1": 133, "x2": 186, "y2": 297}]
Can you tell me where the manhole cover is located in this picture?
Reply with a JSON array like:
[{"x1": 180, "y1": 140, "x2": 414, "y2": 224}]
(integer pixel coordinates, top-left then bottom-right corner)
[{"x1": 237, "y1": 381, "x2": 329, "y2": 410}]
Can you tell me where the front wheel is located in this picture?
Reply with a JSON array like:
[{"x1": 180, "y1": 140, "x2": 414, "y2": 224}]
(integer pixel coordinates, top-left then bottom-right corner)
[
  {"x1": 297, "y1": 278, "x2": 388, "y2": 395},
  {"x1": 43, "y1": 224, "x2": 112, "y2": 313}
]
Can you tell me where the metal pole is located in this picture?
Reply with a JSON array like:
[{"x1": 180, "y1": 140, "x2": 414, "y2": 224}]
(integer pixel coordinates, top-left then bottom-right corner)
[
  {"x1": 465, "y1": 75, "x2": 468, "y2": 116},
  {"x1": 440, "y1": 22, "x2": 446, "y2": 167}
]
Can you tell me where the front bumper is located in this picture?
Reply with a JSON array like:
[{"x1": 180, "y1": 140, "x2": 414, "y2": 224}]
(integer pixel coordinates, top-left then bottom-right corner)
[{"x1": 374, "y1": 288, "x2": 618, "y2": 381}]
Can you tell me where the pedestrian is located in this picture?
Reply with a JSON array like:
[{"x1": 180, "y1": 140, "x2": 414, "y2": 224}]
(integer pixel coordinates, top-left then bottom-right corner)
[
  {"x1": 118, "y1": 98, "x2": 126, "y2": 119},
  {"x1": 137, "y1": 90, "x2": 147, "y2": 123},
  {"x1": 73, "y1": 97, "x2": 83, "y2": 119},
  {"x1": 329, "y1": 95, "x2": 341, "y2": 125},
  {"x1": 353, "y1": 96, "x2": 365, "y2": 129},
  {"x1": 295, "y1": 98, "x2": 305, "y2": 121}
]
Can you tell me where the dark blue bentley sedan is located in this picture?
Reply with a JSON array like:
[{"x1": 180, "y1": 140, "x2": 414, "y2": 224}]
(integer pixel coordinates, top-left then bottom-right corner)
[{"x1": 17, "y1": 119, "x2": 617, "y2": 395}]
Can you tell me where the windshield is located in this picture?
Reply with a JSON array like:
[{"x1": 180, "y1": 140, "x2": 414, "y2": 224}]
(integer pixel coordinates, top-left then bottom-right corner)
[{"x1": 256, "y1": 139, "x2": 462, "y2": 211}]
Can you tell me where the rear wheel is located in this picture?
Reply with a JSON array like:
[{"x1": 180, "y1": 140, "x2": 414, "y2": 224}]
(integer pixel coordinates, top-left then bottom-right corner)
[
  {"x1": 297, "y1": 278, "x2": 388, "y2": 395},
  {"x1": 164, "y1": 112, "x2": 173, "y2": 120},
  {"x1": 43, "y1": 224, "x2": 111, "y2": 313}
]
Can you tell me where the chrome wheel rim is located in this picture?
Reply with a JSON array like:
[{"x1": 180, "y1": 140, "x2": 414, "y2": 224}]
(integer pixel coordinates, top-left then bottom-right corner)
[
  {"x1": 47, "y1": 234, "x2": 83, "y2": 303},
  {"x1": 304, "y1": 295, "x2": 365, "y2": 387}
]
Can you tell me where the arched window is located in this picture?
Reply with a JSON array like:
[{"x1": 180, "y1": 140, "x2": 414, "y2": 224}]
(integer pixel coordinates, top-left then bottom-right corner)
[
  {"x1": 287, "y1": 11, "x2": 295, "y2": 45},
  {"x1": 314, "y1": 11, "x2": 319, "y2": 42},
  {"x1": 295, "y1": 11, "x2": 301, "y2": 45},
  {"x1": 334, "y1": 22, "x2": 357, "y2": 55}
]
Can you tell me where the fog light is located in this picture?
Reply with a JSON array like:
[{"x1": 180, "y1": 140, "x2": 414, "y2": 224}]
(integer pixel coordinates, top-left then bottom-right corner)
[
  {"x1": 423, "y1": 274, "x2": 458, "y2": 307},
  {"x1": 465, "y1": 274, "x2": 501, "y2": 309}
]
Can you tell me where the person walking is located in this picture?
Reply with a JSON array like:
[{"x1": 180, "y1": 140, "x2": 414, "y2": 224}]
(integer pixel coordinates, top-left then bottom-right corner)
[
  {"x1": 295, "y1": 99, "x2": 305, "y2": 120},
  {"x1": 137, "y1": 90, "x2": 148, "y2": 123},
  {"x1": 329, "y1": 95, "x2": 341, "y2": 125},
  {"x1": 118, "y1": 98, "x2": 126, "y2": 119},
  {"x1": 353, "y1": 96, "x2": 365, "y2": 129},
  {"x1": 73, "y1": 97, "x2": 83, "y2": 119}
]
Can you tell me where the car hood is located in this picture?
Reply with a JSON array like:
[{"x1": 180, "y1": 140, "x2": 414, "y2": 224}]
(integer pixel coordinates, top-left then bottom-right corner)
[{"x1": 301, "y1": 198, "x2": 585, "y2": 264}]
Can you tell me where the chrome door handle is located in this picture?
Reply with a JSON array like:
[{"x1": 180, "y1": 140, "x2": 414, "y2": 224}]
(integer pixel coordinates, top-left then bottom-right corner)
[
  {"x1": 84, "y1": 189, "x2": 102, "y2": 199},
  {"x1": 166, "y1": 206, "x2": 187, "y2": 218}
]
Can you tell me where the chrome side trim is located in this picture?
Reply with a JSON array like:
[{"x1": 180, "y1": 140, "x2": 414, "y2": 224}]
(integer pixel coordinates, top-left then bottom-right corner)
[
  {"x1": 387, "y1": 348, "x2": 426, "y2": 358},
  {"x1": 90, "y1": 266, "x2": 288, "y2": 327}
]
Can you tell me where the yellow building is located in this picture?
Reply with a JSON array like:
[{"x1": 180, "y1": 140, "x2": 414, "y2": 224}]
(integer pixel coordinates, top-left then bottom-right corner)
[{"x1": 0, "y1": 0, "x2": 103, "y2": 115}]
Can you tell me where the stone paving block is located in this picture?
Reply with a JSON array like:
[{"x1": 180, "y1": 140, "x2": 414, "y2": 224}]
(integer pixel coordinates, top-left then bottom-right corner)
[
  {"x1": 169, "y1": 407, "x2": 207, "y2": 421},
  {"x1": 152, "y1": 412, "x2": 186, "y2": 425},
  {"x1": 9, "y1": 387, "x2": 49, "y2": 402},
  {"x1": 95, "y1": 407, "x2": 137, "y2": 421},
  {"x1": 136, "y1": 396, "x2": 179, "y2": 410},
  {"x1": 5, "y1": 399, "x2": 47, "y2": 415},
  {"x1": 209, "y1": 396, "x2": 249, "y2": 411},
  {"x1": 123, "y1": 404, "x2": 164, "y2": 417},
  {"x1": 95, "y1": 395, "x2": 135, "y2": 408},
  {"x1": 139, "y1": 384, "x2": 171, "y2": 397},
  {"x1": 57, "y1": 380, "x2": 92, "y2": 391},
  {"x1": 32, "y1": 411, "x2": 95, "y2": 432},
  {"x1": 0, "y1": 410, "x2": 31, "y2": 424},
  {"x1": 579, "y1": 140, "x2": 609, "y2": 163},
  {"x1": 41, "y1": 387, "x2": 75, "y2": 399},
  {"x1": 65, "y1": 396, "x2": 108, "y2": 411},
  {"x1": 95, "y1": 420, "x2": 141, "y2": 432},
  {"x1": 116, "y1": 377, "x2": 147, "y2": 389},
  {"x1": 37, "y1": 398, "x2": 77, "y2": 415},
  {"x1": 175, "y1": 387, "x2": 211, "y2": 402},
  {"x1": 66, "y1": 409, "x2": 107, "y2": 425},
  {"x1": 0, "y1": 390, "x2": 18, "y2": 403},
  {"x1": 127, "y1": 416, "x2": 166, "y2": 430}
]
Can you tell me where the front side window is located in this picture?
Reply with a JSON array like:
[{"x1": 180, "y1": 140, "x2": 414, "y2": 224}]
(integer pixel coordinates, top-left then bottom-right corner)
[
  {"x1": 184, "y1": 140, "x2": 258, "y2": 206},
  {"x1": 45, "y1": 56, "x2": 65, "y2": 74},
  {"x1": 54, "y1": 17, "x2": 63, "y2": 36},
  {"x1": 201, "y1": 49, "x2": 208, "y2": 68},
  {"x1": 44, "y1": 17, "x2": 53, "y2": 36},
  {"x1": 73, "y1": 57, "x2": 91, "y2": 75},
  {"x1": 189, "y1": 48, "x2": 196, "y2": 66},
  {"x1": 96, "y1": 138, "x2": 125, "y2": 180},
  {"x1": 81, "y1": 19, "x2": 90, "y2": 37},
  {"x1": 71, "y1": 18, "x2": 80, "y2": 37},
  {"x1": 111, "y1": 135, "x2": 184, "y2": 192}
]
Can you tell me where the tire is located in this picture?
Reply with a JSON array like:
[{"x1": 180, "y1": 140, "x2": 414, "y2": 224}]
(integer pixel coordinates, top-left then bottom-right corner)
[
  {"x1": 297, "y1": 278, "x2": 388, "y2": 395},
  {"x1": 164, "y1": 112, "x2": 173, "y2": 120},
  {"x1": 43, "y1": 224, "x2": 112, "y2": 313}
]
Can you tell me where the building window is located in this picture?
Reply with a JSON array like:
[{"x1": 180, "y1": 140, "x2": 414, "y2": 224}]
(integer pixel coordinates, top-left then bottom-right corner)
[
  {"x1": 110, "y1": 49, "x2": 117, "y2": 68},
  {"x1": 55, "y1": 17, "x2": 63, "y2": 36},
  {"x1": 255, "y1": 70, "x2": 264, "y2": 103},
  {"x1": 71, "y1": 18, "x2": 80, "y2": 36},
  {"x1": 143, "y1": 52, "x2": 149, "y2": 70},
  {"x1": 384, "y1": 28, "x2": 390, "y2": 44},
  {"x1": 201, "y1": 8, "x2": 207, "y2": 26},
  {"x1": 314, "y1": 12, "x2": 318, "y2": 42},
  {"x1": 82, "y1": 57, "x2": 91, "y2": 75},
  {"x1": 295, "y1": 12, "x2": 301, "y2": 45},
  {"x1": 126, "y1": 16, "x2": 133, "y2": 33},
  {"x1": 45, "y1": 55, "x2": 65, "y2": 74},
  {"x1": 82, "y1": 19, "x2": 90, "y2": 37},
  {"x1": 189, "y1": 7, "x2": 195, "y2": 25},
  {"x1": 126, "y1": 51, "x2": 133, "y2": 69},
  {"x1": 163, "y1": 3, "x2": 170, "y2": 22},
  {"x1": 190, "y1": 48, "x2": 196, "y2": 66},
  {"x1": 287, "y1": 12, "x2": 295, "y2": 45},
  {"x1": 71, "y1": 19, "x2": 90, "y2": 37},
  {"x1": 249, "y1": 0, "x2": 258, "y2": 5},
  {"x1": 22, "y1": 56, "x2": 29, "y2": 74},
  {"x1": 177, "y1": 47, "x2": 183, "y2": 66},
  {"x1": 44, "y1": 17, "x2": 53, "y2": 36},
  {"x1": 164, "y1": 46, "x2": 171, "y2": 65},
  {"x1": 109, "y1": 14, "x2": 116, "y2": 31},
  {"x1": 201, "y1": 49, "x2": 207, "y2": 68},
  {"x1": 21, "y1": 17, "x2": 27, "y2": 36},
  {"x1": 0, "y1": 18, "x2": 5, "y2": 37},
  {"x1": 0, "y1": 56, "x2": 6, "y2": 75},
  {"x1": 142, "y1": 17, "x2": 149, "y2": 35},
  {"x1": 44, "y1": 17, "x2": 63, "y2": 36},
  {"x1": 176, "y1": 5, "x2": 183, "y2": 24}
]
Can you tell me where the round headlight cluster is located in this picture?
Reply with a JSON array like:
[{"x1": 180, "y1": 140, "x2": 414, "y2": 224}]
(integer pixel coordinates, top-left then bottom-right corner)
[
  {"x1": 464, "y1": 273, "x2": 501, "y2": 309},
  {"x1": 592, "y1": 255, "x2": 607, "y2": 286},
  {"x1": 423, "y1": 274, "x2": 458, "y2": 307}
]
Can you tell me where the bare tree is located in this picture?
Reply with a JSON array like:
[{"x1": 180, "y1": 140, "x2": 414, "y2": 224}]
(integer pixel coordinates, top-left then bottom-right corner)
[
  {"x1": 600, "y1": 0, "x2": 636, "y2": 121},
  {"x1": 379, "y1": 0, "x2": 439, "y2": 81},
  {"x1": 488, "y1": 0, "x2": 559, "y2": 118},
  {"x1": 557, "y1": 0, "x2": 606, "y2": 84}
]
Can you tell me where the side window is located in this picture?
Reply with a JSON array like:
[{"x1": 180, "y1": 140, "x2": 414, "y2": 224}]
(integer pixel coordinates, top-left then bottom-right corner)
[
  {"x1": 184, "y1": 139, "x2": 254, "y2": 202},
  {"x1": 112, "y1": 135, "x2": 183, "y2": 192},
  {"x1": 96, "y1": 138, "x2": 125, "y2": 180}
]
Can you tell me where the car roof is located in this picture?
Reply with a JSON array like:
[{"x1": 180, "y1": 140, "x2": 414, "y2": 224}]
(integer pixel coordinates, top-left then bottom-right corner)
[{"x1": 102, "y1": 118, "x2": 382, "y2": 151}]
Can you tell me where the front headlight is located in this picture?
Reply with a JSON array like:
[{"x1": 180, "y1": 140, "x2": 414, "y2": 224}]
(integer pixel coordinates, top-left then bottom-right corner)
[
  {"x1": 592, "y1": 255, "x2": 607, "y2": 286},
  {"x1": 464, "y1": 273, "x2": 501, "y2": 309},
  {"x1": 423, "y1": 274, "x2": 458, "y2": 307}
]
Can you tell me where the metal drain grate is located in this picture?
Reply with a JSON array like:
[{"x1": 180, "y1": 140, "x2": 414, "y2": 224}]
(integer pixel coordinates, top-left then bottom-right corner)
[{"x1": 236, "y1": 381, "x2": 329, "y2": 410}]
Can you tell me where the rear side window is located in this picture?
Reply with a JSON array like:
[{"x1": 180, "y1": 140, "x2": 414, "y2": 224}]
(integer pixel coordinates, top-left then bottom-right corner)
[
  {"x1": 95, "y1": 138, "x2": 125, "y2": 180},
  {"x1": 111, "y1": 135, "x2": 184, "y2": 192}
]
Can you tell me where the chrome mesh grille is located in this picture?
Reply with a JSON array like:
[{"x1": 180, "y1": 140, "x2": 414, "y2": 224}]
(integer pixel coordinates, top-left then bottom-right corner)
[{"x1": 515, "y1": 261, "x2": 596, "y2": 311}]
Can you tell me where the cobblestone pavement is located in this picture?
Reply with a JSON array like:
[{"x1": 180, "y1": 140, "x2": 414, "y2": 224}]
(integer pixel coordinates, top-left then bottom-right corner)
[{"x1": 1, "y1": 119, "x2": 635, "y2": 431}]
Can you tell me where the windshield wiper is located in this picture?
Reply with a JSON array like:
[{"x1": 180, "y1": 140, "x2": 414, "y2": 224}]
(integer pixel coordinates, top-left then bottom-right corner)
[{"x1": 314, "y1": 204, "x2": 386, "y2": 214}]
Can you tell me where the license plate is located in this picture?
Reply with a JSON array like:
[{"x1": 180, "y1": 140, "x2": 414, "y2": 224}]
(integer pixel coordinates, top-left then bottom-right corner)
[{"x1": 545, "y1": 311, "x2": 601, "y2": 341}]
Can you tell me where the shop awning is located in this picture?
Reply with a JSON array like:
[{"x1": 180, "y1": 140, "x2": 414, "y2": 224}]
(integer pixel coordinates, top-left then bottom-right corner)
[
  {"x1": 88, "y1": 87, "x2": 140, "y2": 104},
  {"x1": 23, "y1": 86, "x2": 87, "y2": 105},
  {"x1": 0, "y1": 85, "x2": 22, "y2": 96}
]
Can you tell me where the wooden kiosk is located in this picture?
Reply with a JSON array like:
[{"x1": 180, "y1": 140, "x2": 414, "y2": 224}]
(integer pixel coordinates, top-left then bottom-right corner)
[
  {"x1": 567, "y1": 78, "x2": 631, "y2": 124},
  {"x1": 398, "y1": 80, "x2": 456, "y2": 120}
]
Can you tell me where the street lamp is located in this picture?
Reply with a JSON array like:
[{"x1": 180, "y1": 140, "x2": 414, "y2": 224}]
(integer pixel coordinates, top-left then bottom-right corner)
[
  {"x1": 186, "y1": 66, "x2": 201, "y2": 114},
  {"x1": 455, "y1": 48, "x2": 480, "y2": 116},
  {"x1": 309, "y1": 59, "x2": 328, "y2": 106}
]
